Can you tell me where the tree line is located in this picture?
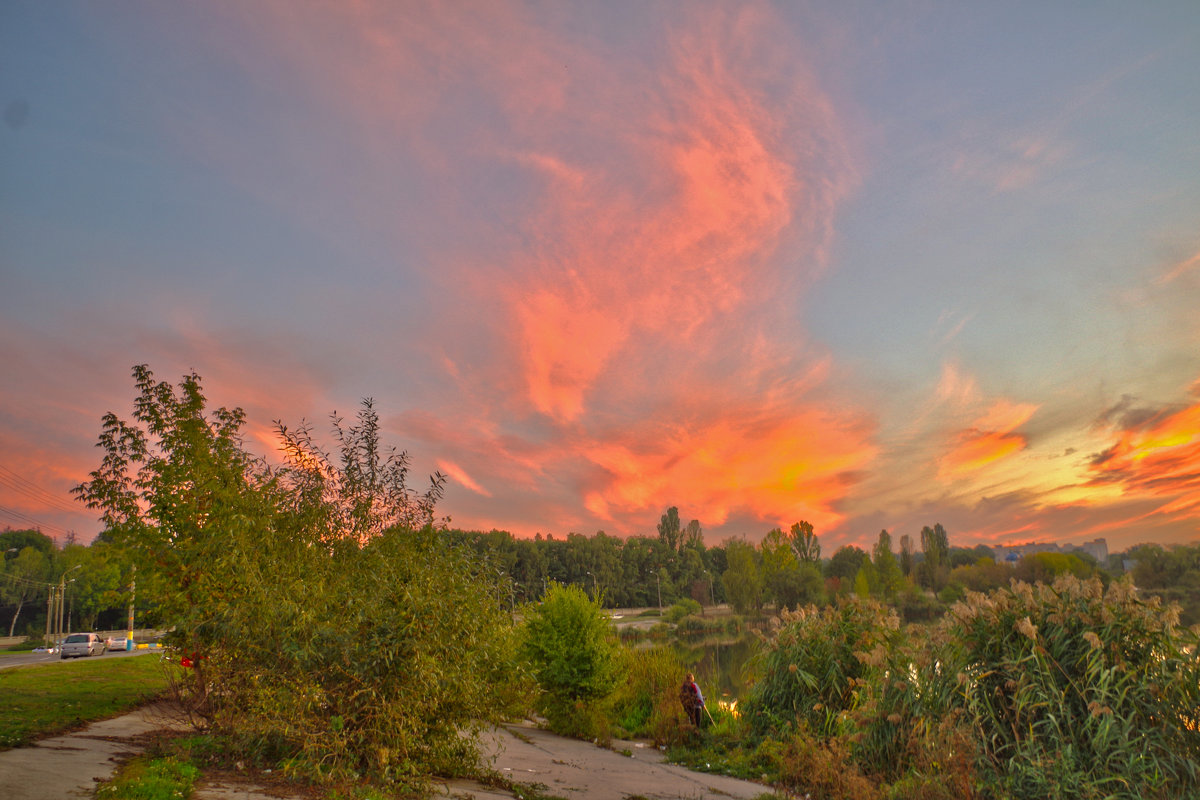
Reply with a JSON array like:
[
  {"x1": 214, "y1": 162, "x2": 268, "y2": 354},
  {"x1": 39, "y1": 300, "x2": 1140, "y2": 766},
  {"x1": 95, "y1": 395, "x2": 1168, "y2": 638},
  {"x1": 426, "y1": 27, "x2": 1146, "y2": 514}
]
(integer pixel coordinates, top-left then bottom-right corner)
[
  {"x1": 442, "y1": 517, "x2": 1200, "y2": 625},
  {"x1": 8, "y1": 509, "x2": 1200, "y2": 641}
]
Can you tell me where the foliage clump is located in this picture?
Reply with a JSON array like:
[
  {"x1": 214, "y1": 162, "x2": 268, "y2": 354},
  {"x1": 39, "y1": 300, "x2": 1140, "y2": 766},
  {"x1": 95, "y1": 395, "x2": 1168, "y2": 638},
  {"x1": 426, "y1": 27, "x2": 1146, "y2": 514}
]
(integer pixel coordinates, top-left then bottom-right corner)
[
  {"x1": 944, "y1": 574, "x2": 1200, "y2": 798},
  {"x1": 520, "y1": 582, "x2": 621, "y2": 739},
  {"x1": 663, "y1": 597, "x2": 702, "y2": 623},
  {"x1": 609, "y1": 644, "x2": 687, "y2": 742},
  {"x1": 74, "y1": 365, "x2": 516, "y2": 788},
  {"x1": 731, "y1": 573, "x2": 1200, "y2": 799}
]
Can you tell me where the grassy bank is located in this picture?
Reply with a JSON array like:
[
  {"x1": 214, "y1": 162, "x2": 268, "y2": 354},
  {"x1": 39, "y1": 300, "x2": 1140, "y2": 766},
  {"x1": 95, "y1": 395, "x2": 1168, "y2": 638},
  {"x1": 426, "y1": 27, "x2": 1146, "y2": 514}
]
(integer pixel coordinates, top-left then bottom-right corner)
[{"x1": 0, "y1": 654, "x2": 173, "y2": 749}]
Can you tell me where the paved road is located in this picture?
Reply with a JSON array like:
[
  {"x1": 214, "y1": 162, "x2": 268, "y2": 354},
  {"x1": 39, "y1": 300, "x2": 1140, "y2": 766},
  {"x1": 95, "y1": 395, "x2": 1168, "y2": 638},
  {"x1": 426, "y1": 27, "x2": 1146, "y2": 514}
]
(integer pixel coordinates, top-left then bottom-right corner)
[{"x1": 0, "y1": 647, "x2": 156, "y2": 670}]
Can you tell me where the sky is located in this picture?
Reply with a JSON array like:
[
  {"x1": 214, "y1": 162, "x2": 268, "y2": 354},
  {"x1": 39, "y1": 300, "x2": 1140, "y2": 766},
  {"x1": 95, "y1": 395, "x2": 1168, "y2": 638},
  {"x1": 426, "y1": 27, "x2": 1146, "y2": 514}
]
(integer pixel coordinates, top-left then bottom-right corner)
[{"x1": 2, "y1": 1, "x2": 1199, "y2": 554}]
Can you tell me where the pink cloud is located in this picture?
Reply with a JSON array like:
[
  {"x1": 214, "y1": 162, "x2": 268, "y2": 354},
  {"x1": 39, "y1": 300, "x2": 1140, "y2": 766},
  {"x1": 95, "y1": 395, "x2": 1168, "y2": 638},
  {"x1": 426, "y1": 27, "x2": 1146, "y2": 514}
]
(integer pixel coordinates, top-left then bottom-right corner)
[{"x1": 436, "y1": 459, "x2": 492, "y2": 498}]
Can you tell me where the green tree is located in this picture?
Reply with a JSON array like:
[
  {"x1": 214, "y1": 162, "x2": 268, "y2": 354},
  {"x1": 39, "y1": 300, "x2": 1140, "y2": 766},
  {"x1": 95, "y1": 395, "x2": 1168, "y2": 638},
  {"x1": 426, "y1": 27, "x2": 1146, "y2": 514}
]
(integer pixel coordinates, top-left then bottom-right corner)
[
  {"x1": 74, "y1": 365, "x2": 511, "y2": 787},
  {"x1": 761, "y1": 528, "x2": 801, "y2": 610},
  {"x1": 1013, "y1": 551, "x2": 1093, "y2": 584},
  {"x1": 2, "y1": 545, "x2": 48, "y2": 637},
  {"x1": 853, "y1": 561, "x2": 877, "y2": 598},
  {"x1": 826, "y1": 545, "x2": 869, "y2": 591},
  {"x1": 872, "y1": 529, "x2": 904, "y2": 600},
  {"x1": 948, "y1": 557, "x2": 1013, "y2": 594},
  {"x1": 657, "y1": 507, "x2": 682, "y2": 554},
  {"x1": 722, "y1": 538, "x2": 764, "y2": 614},
  {"x1": 787, "y1": 520, "x2": 821, "y2": 564},
  {"x1": 683, "y1": 518, "x2": 704, "y2": 552},
  {"x1": 899, "y1": 533, "x2": 914, "y2": 577},
  {"x1": 0, "y1": 529, "x2": 55, "y2": 557},
  {"x1": 917, "y1": 523, "x2": 950, "y2": 591},
  {"x1": 521, "y1": 581, "x2": 621, "y2": 738}
]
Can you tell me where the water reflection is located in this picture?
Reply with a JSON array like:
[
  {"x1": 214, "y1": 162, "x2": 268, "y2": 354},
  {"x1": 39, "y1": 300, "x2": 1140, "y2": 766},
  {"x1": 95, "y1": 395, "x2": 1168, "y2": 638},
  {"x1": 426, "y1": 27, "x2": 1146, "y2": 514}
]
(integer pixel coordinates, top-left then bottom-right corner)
[{"x1": 673, "y1": 634, "x2": 759, "y2": 704}]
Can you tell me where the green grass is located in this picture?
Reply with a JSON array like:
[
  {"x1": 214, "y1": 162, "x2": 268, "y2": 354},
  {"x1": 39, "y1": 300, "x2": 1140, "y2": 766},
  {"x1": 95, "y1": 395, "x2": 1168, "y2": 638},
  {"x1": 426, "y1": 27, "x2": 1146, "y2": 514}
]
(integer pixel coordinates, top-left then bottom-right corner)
[
  {"x1": 95, "y1": 755, "x2": 201, "y2": 800},
  {"x1": 0, "y1": 654, "x2": 173, "y2": 749}
]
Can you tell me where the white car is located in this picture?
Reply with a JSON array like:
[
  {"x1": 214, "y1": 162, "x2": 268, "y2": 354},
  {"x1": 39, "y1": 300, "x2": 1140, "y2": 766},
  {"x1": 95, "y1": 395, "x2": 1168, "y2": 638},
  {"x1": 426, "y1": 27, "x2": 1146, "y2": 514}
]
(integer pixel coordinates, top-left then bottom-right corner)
[
  {"x1": 60, "y1": 633, "x2": 105, "y2": 659},
  {"x1": 105, "y1": 637, "x2": 128, "y2": 652}
]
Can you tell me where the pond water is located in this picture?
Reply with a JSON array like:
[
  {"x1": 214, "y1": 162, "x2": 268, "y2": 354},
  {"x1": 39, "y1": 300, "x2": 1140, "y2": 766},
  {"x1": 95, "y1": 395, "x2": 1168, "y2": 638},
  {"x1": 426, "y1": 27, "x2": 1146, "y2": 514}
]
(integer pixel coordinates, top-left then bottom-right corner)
[{"x1": 673, "y1": 634, "x2": 760, "y2": 706}]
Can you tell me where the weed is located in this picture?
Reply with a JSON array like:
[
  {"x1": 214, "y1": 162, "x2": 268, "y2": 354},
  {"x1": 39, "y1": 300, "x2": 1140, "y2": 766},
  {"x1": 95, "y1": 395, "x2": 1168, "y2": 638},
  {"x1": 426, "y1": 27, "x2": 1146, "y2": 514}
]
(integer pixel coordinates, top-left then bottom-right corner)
[{"x1": 95, "y1": 755, "x2": 200, "y2": 800}]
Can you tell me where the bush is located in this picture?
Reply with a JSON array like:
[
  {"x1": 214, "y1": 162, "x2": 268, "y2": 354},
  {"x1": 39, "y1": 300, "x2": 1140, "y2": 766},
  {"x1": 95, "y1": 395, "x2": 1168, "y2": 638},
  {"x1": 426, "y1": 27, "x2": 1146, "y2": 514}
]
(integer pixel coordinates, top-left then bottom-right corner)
[
  {"x1": 520, "y1": 582, "x2": 621, "y2": 739},
  {"x1": 743, "y1": 597, "x2": 901, "y2": 738},
  {"x1": 610, "y1": 645, "x2": 686, "y2": 742},
  {"x1": 741, "y1": 596, "x2": 972, "y2": 791},
  {"x1": 663, "y1": 598, "x2": 702, "y2": 623},
  {"x1": 74, "y1": 366, "x2": 517, "y2": 789},
  {"x1": 942, "y1": 574, "x2": 1200, "y2": 799},
  {"x1": 674, "y1": 613, "x2": 729, "y2": 639}
]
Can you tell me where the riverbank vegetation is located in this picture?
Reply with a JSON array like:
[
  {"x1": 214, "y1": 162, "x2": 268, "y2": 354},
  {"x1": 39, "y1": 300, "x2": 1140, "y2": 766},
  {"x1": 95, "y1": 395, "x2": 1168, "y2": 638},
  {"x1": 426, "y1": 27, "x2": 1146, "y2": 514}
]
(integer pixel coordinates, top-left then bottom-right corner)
[{"x1": 588, "y1": 579, "x2": 1200, "y2": 799}]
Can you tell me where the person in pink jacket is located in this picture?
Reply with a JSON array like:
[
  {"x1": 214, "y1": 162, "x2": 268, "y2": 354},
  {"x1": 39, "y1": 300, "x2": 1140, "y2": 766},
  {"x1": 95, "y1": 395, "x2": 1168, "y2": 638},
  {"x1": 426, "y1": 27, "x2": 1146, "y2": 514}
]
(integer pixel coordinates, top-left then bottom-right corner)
[{"x1": 679, "y1": 672, "x2": 705, "y2": 727}]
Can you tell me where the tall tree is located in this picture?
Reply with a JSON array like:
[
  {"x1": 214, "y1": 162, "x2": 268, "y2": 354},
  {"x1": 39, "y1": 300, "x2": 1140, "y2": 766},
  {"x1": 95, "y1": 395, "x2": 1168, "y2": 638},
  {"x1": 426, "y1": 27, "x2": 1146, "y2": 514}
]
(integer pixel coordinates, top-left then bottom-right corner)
[
  {"x1": 872, "y1": 529, "x2": 904, "y2": 599},
  {"x1": 722, "y1": 538, "x2": 764, "y2": 614},
  {"x1": 917, "y1": 523, "x2": 950, "y2": 590},
  {"x1": 657, "y1": 507, "x2": 682, "y2": 554},
  {"x1": 899, "y1": 534, "x2": 914, "y2": 577},
  {"x1": 787, "y1": 520, "x2": 821, "y2": 564},
  {"x1": 74, "y1": 365, "x2": 512, "y2": 787},
  {"x1": 2, "y1": 546, "x2": 48, "y2": 637}
]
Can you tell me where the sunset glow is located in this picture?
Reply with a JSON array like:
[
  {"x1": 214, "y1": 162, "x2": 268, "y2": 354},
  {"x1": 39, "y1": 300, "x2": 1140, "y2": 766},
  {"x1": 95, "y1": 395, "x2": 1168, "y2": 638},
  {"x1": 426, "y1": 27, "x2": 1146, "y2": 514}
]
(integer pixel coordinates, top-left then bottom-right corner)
[{"x1": 2, "y1": 2, "x2": 1199, "y2": 552}]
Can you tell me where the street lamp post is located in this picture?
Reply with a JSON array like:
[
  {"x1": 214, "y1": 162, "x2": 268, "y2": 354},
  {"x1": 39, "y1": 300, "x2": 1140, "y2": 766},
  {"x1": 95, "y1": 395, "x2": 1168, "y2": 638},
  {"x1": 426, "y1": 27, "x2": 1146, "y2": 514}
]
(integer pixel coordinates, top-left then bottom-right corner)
[{"x1": 56, "y1": 564, "x2": 82, "y2": 645}]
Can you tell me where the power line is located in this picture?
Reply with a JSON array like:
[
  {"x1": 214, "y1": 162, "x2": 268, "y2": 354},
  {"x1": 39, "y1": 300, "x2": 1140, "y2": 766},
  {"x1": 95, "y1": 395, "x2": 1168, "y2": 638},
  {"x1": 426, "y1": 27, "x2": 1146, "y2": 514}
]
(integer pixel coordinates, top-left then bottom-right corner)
[
  {"x1": 0, "y1": 465, "x2": 82, "y2": 514},
  {"x1": 0, "y1": 571, "x2": 51, "y2": 590},
  {"x1": 0, "y1": 505, "x2": 71, "y2": 540}
]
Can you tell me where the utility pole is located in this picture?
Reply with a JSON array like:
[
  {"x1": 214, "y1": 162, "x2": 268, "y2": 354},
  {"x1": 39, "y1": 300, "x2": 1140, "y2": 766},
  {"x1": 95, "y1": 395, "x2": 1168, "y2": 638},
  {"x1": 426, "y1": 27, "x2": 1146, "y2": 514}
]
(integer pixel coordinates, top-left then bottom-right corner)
[
  {"x1": 127, "y1": 564, "x2": 135, "y2": 650},
  {"x1": 56, "y1": 581, "x2": 64, "y2": 644},
  {"x1": 44, "y1": 583, "x2": 53, "y2": 649},
  {"x1": 56, "y1": 564, "x2": 81, "y2": 644}
]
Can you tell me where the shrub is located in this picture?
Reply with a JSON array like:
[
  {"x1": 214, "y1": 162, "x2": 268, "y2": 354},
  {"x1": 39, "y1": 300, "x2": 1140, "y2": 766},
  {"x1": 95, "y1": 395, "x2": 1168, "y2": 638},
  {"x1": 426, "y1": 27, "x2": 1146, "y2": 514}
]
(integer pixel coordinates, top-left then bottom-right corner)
[
  {"x1": 942, "y1": 574, "x2": 1200, "y2": 799},
  {"x1": 520, "y1": 582, "x2": 621, "y2": 739},
  {"x1": 674, "y1": 613, "x2": 727, "y2": 639},
  {"x1": 663, "y1": 598, "x2": 702, "y2": 623},
  {"x1": 740, "y1": 596, "x2": 971, "y2": 790},
  {"x1": 610, "y1": 645, "x2": 686, "y2": 742},
  {"x1": 743, "y1": 597, "x2": 900, "y2": 738},
  {"x1": 74, "y1": 366, "x2": 517, "y2": 789}
]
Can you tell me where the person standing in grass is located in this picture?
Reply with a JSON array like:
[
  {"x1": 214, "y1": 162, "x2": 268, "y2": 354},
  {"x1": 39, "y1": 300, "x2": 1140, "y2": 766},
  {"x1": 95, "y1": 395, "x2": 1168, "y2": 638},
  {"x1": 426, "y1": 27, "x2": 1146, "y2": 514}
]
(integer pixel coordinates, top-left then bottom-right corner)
[{"x1": 679, "y1": 672, "x2": 705, "y2": 727}]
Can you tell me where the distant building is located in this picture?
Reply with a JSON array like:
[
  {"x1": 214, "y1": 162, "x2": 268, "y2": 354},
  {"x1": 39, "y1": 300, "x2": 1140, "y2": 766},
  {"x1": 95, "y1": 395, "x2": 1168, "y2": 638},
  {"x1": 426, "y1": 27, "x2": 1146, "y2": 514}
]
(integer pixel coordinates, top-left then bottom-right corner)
[{"x1": 991, "y1": 538, "x2": 1108, "y2": 565}]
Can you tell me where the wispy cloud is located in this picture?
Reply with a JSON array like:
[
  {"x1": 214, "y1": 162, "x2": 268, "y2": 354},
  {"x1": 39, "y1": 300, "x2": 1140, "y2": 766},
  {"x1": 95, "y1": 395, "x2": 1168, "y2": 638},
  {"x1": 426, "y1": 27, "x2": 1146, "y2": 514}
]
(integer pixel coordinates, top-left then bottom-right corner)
[
  {"x1": 940, "y1": 400, "x2": 1039, "y2": 478},
  {"x1": 1156, "y1": 247, "x2": 1200, "y2": 285},
  {"x1": 1088, "y1": 389, "x2": 1200, "y2": 517}
]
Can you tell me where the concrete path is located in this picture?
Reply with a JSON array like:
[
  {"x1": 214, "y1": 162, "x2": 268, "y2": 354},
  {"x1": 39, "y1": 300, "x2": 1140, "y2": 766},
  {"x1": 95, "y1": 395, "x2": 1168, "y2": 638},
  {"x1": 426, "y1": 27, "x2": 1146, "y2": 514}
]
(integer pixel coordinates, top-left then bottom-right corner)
[
  {"x1": 443, "y1": 723, "x2": 770, "y2": 800},
  {"x1": 0, "y1": 703, "x2": 185, "y2": 800},
  {"x1": 0, "y1": 709, "x2": 772, "y2": 800}
]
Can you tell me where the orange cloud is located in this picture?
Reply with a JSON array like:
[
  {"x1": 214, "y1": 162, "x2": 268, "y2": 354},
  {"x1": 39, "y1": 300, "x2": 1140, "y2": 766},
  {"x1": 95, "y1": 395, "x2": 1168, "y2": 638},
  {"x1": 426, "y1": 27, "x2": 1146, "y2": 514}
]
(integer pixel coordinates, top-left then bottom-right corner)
[
  {"x1": 578, "y1": 384, "x2": 877, "y2": 535},
  {"x1": 940, "y1": 400, "x2": 1038, "y2": 478},
  {"x1": 1089, "y1": 397, "x2": 1200, "y2": 515},
  {"x1": 146, "y1": 3, "x2": 865, "y2": 541},
  {"x1": 492, "y1": 7, "x2": 852, "y2": 422}
]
